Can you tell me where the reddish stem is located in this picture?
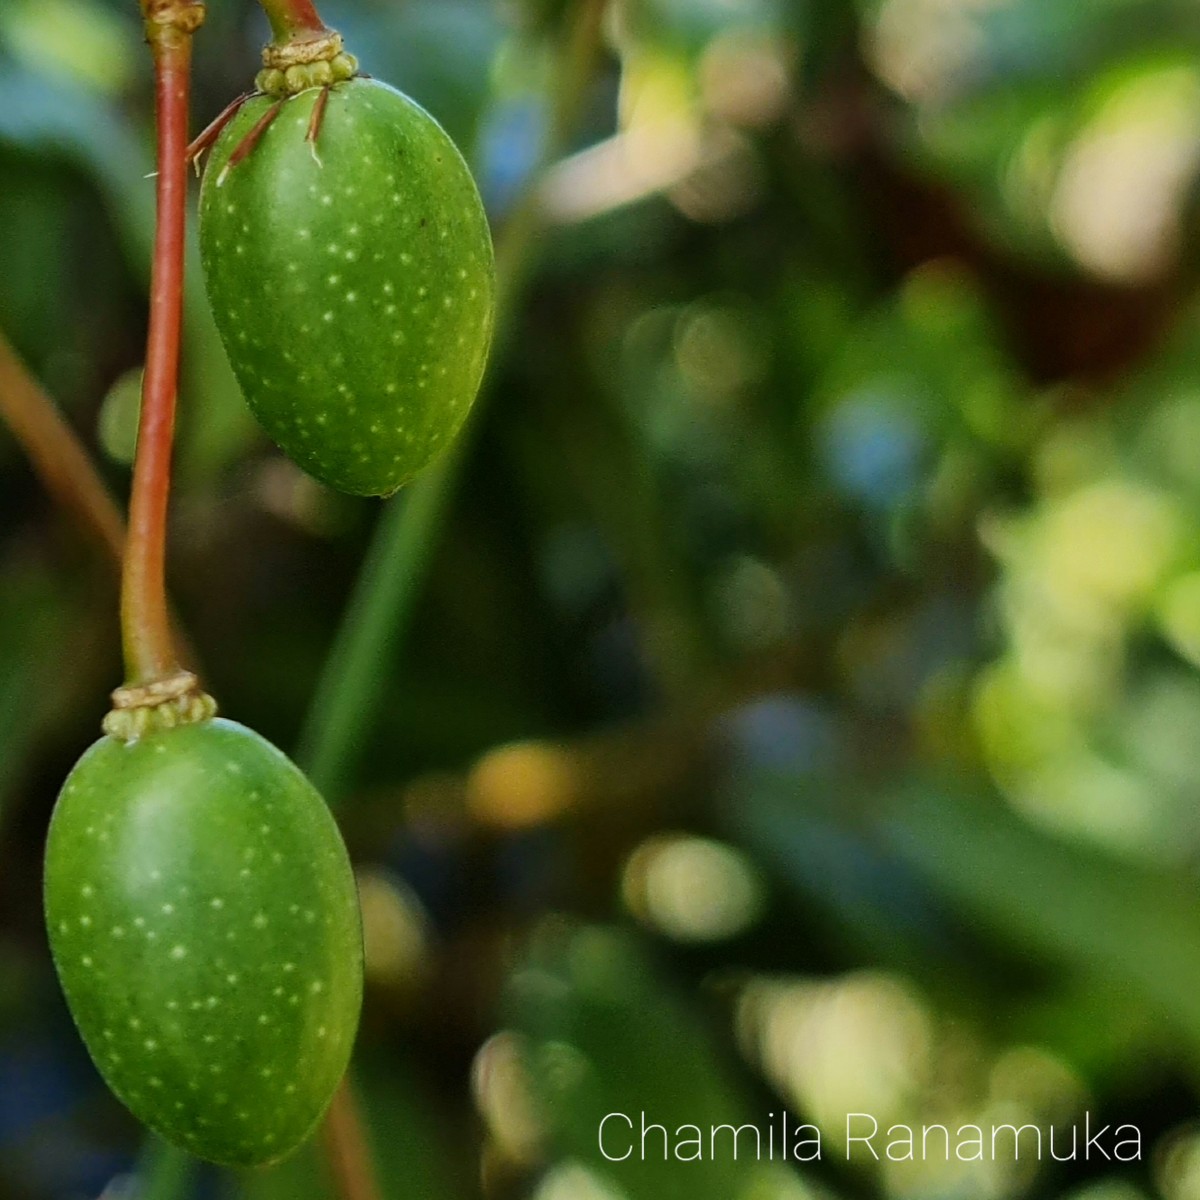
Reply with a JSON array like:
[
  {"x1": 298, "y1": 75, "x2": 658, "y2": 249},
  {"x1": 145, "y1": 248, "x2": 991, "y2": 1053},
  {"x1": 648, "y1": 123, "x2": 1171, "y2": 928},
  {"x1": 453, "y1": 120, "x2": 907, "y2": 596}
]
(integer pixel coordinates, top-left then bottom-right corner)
[
  {"x1": 257, "y1": 0, "x2": 330, "y2": 42},
  {"x1": 123, "y1": 3, "x2": 200, "y2": 686},
  {"x1": 319, "y1": 1079, "x2": 384, "y2": 1200}
]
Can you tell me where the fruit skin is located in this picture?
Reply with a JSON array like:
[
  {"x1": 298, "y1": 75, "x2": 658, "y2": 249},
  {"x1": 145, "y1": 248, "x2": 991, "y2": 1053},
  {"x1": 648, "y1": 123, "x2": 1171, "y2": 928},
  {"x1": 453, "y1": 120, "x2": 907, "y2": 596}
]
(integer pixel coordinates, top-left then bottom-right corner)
[
  {"x1": 44, "y1": 719, "x2": 363, "y2": 1167},
  {"x1": 199, "y1": 78, "x2": 496, "y2": 497}
]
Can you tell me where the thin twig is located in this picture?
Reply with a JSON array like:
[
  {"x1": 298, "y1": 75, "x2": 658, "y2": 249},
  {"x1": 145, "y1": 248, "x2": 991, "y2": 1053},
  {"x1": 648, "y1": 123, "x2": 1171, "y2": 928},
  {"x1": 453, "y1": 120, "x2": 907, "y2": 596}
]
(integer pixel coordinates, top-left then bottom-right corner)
[
  {"x1": 319, "y1": 1079, "x2": 384, "y2": 1200},
  {"x1": 0, "y1": 330, "x2": 125, "y2": 566}
]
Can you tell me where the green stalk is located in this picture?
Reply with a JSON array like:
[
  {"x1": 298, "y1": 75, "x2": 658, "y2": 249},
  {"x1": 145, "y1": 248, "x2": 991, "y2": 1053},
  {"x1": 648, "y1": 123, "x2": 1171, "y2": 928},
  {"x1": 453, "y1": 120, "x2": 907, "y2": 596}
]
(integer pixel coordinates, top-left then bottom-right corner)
[
  {"x1": 297, "y1": 452, "x2": 457, "y2": 798},
  {"x1": 137, "y1": 1137, "x2": 198, "y2": 1200}
]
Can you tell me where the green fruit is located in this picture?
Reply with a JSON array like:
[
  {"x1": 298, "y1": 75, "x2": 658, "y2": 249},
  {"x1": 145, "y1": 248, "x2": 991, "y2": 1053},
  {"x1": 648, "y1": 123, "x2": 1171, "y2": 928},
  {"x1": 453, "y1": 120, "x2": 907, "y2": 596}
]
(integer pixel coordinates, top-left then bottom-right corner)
[
  {"x1": 44, "y1": 718, "x2": 363, "y2": 1167},
  {"x1": 199, "y1": 78, "x2": 496, "y2": 497}
]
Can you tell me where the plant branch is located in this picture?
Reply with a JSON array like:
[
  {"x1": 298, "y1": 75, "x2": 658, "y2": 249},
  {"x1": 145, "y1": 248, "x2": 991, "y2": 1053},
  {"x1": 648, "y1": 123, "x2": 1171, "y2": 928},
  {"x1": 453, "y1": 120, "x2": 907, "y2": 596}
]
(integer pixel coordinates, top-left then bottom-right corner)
[
  {"x1": 0, "y1": 330, "x2": 126, "y2": 567},
  {"x1": 121, "y1": 0, "x2": 204, "y2": 686}
]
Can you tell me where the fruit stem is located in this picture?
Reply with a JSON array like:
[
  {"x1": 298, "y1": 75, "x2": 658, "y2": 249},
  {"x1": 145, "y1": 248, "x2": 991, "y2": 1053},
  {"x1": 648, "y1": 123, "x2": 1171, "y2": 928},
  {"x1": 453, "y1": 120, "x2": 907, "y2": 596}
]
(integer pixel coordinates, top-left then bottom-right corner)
[
  {"x1": 257, "y1": 0, "x2": 330, "y2": 43},
  {"x1": 122, "y1": 0, "x2": 204, "y2": 687}
]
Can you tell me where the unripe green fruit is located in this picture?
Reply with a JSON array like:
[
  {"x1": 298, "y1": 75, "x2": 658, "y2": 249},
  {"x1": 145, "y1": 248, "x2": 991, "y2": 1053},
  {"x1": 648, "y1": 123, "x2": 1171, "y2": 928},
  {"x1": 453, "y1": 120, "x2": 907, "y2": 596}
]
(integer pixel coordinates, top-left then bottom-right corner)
[
  {"x1": 199, "y1": 78, "x2": 496, "y2": 497},
  {"x1": 44, "y1": 719, "x2": 363, "y2": 1167}
]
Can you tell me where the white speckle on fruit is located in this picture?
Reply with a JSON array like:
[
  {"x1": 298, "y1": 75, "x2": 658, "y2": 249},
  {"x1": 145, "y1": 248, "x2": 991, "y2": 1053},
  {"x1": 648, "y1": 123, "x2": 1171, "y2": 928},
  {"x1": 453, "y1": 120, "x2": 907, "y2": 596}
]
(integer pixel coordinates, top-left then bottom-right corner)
[
  {"x1": 161, "y1": 903, "x2": 175, "y2": 915},
  {"x1": 82, "y1": 955, "x2": 93, "y2": 967},
  {"x1": 144, "y1": 1039, "x2": 159, "y2": 1051},
  {"x1": 310, "y1": 980, "x2": 324, "y2": 994},
  {"x1": 253, "y1": 912, "x2": 268, "y2": 929},
  {"x1": 210, "y1": 897, "x2": 224, "y2": 910},
  {"x1": 322, "y1": 194, "x2": 333, "y2": 206},
  {"x1": 79, "y1": 916, "x2": 92, "y2": 928},
  {"x1": 226, "y1": 972, "x2": 239, "y2": 984},
  {"x1": 258, "y1": 1014, "x2": 270, "y2": 1025},
  {"x1": 283, "y1": 962, "x2": 296, "y2": 973},
  {"x1": 170, "y1": 944, "x2": 187, "y2": 960},
  {"x1": 111, "y1": 926, "x2": 126, "y2": 938},
  {"x1": 346, "y1": 291, "x2": 358, "y2": 303},
  {"x1": 81, "y1": 885, "x2": 94, "y2": 898},
  {"x1": 323, "y1": 311, "x2": 334, "y2": 323},
  {"x1": 317, "y1": 1026, "x2": 328, "y2": 1039}
]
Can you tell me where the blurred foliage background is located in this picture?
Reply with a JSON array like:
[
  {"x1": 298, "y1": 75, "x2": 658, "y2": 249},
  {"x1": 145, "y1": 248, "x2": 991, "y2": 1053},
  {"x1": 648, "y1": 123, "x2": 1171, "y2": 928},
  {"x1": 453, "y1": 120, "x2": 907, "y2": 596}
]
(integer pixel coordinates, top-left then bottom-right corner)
[{"x1": 7, "y1": 0, "x2": 1200, "y2": 1198}]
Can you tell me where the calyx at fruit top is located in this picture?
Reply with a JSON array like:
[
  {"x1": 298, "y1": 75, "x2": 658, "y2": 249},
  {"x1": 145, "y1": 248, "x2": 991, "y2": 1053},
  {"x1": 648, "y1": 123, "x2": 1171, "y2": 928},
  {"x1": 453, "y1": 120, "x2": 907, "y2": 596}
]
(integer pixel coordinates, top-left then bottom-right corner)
[
  {"x1": 256, "y1": 30, "x2": 358, "y2": 98},
  {"x1": 102, "y1": 669, "x2": 217, "y2": 741}
]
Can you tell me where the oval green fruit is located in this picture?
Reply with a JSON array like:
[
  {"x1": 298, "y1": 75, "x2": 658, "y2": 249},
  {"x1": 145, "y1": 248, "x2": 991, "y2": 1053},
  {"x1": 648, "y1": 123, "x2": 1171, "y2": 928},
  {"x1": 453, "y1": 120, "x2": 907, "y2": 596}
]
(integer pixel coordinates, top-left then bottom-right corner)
[
  {"x1": 199, "y1": 78, "x2": 496, "y2": 496},
  {"x1": 44, "y1": 718, "x2": 363, "y2": 1167}
]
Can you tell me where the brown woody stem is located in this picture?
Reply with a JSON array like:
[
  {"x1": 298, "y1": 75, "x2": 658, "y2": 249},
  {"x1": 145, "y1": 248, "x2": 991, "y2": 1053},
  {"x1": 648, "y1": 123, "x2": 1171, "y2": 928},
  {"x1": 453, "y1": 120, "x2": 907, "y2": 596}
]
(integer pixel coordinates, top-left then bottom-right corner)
[{"x1": 0, "y1": 330, "x2": 126, "y2": 567}]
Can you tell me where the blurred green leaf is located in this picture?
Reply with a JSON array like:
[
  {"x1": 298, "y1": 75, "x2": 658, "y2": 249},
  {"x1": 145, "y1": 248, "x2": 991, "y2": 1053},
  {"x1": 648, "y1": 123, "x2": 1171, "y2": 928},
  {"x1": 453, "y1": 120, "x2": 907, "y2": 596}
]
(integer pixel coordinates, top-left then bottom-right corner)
[
  {"x1": 507, "y1": 920, "x2": 815, "y2": 1200},
  {"x1": 879, "y1": 780, "x2": 1200, "y2": 1057}
]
